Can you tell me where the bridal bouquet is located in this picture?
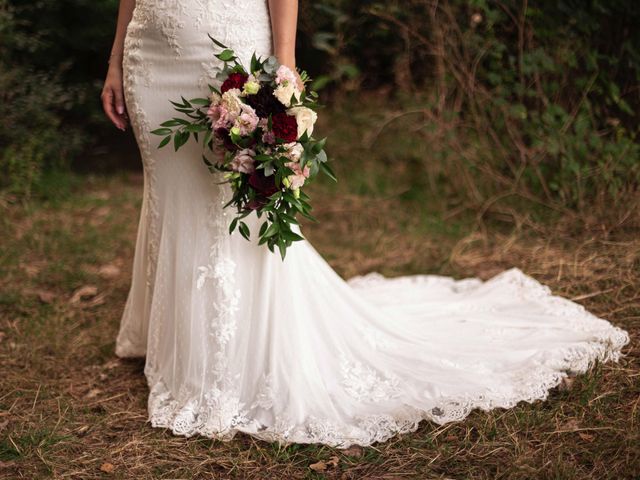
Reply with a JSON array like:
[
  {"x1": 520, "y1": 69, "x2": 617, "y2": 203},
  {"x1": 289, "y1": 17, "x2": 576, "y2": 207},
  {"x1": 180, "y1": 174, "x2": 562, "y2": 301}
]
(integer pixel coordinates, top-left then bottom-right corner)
[{"x1": 151, "y1": 36, "x2": 334, "y2": 259}]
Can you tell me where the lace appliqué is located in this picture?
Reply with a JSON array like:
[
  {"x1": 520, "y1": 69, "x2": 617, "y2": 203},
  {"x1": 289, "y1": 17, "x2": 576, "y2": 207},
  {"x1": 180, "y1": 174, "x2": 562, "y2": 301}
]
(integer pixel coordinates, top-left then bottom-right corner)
[
  {"x1": 131, "y1": 0, "x2": 187, "y2": 56},
  {"x1": 340, "y1": 352, "x2": 402, "y2": 403}
]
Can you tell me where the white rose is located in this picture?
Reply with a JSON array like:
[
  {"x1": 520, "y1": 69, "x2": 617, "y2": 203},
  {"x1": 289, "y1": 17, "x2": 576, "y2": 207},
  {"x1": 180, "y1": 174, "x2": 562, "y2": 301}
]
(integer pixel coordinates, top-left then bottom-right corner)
[
  {"x1": 221, "y1": 88, "x2": 243, "y2": 116},
  {"x1": 287, "y1": 106, "x2": 317, "y2": 138},
  {"x1": 273, "y1": 82, "x2": 299, "y2": 107}
]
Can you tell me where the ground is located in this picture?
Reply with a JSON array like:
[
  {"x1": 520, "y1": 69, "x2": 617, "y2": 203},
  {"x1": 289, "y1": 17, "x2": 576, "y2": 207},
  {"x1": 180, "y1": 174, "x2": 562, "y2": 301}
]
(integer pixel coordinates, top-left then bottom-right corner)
[{"x1": 1, "y1": 109, "x2": 639, "y2": 478}]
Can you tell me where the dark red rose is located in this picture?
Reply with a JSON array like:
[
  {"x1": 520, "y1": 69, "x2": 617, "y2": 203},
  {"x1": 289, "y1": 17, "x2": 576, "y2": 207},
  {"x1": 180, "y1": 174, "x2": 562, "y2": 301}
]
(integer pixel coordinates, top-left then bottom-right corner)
[
  {"x1": 214, "y1": 128, "x2": 238, "y2": 151},
  {"x1": 220, "y1": 72, "x2": 249, "y2": 93},
  {"x1": 248, "y1": 169, "x2": 279, "y2": 197},
  {"x1": 271, "y1": 112, "x2": 298, "y2": 143}
]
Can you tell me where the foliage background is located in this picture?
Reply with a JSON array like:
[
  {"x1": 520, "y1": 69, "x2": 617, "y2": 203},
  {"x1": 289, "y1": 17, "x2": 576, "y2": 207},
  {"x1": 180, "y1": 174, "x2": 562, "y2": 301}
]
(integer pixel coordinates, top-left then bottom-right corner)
[
  {"x1": 1, "y1": 0, "x2": 638, "y2": 219},
  {"x1": 1, "y1": 2, "x2": 638, "y2": 478}
]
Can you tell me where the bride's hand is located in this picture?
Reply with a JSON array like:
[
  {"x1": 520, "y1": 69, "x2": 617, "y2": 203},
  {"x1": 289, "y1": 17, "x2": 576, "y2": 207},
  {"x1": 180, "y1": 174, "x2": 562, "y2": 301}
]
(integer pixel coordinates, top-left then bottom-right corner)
[{"x1": 101, "y1": 64, "x2": 128, "y2": 131}]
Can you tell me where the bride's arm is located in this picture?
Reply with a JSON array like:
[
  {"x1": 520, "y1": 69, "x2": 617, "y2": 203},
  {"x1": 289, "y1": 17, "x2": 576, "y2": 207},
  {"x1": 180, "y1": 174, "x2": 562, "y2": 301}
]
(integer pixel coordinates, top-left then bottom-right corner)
[
  {"x1": 268, "y1": 0, "x2": 303, "y2": 90},
  {"x1": 102, "y1": 0, "x2": 136, "y2": 130}
]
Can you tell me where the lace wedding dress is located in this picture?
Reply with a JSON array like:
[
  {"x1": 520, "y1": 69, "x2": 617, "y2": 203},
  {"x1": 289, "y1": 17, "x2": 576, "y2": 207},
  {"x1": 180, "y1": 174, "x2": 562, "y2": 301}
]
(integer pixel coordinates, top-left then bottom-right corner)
[{"x1": 115, "y1": 0, "x2": 630, "y2": 448}]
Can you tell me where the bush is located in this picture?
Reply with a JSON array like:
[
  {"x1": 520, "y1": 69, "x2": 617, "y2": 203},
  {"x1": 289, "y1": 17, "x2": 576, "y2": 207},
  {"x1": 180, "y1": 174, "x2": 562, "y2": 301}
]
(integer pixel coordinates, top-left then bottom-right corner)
[
  {"x1": 300, "y1": 0, "x2": 640, "y2": 214},
  {"x1": 0, "y1": 0, "x2": 117, "y2": 199}
]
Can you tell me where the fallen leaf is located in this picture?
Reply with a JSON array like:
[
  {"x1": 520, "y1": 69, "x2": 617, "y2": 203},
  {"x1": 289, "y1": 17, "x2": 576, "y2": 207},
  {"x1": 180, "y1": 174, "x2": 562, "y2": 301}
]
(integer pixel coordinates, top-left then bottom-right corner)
[
  {"x1": 69, "y1": 285, "x2": 98, "y2": 304},
  {"x1": 21, "y1": 263, "x2": 42, "y2": 277},
  {"x1": 94, "y1": 206, "x2": 111, "y2": 217},
  {"x1": 445, "y1": 434, "x2": 457, "y2": 441},
  {"x1": 102, "y1": 359, "x2": 121, "y2": 370},
  {"x1": 85, "y1": 388, "x2": 101, "y2": 399},
  {"x1": 23, "y1": 288, "x2": 56, "y2": 303},
  {"x1": 0, "y1": 460, "x2": 16, "y2": 470},
  {"x1": 309, "y1": 460, "x2": 327, "y2": 472},
  {"x1": 310, "y1": 456, "x2": 339, "y2": 472},
  {"x1": 100, "y1": 462, "x2": 115, "y2": 473},
  {"x1": 561, "y1": 418, "x2": 580, "y2": 431},
  {"x1": 578, "y1": 432, "x2": 595, "y2": 442},
  {"x1": 341, "y1": 445, "x2": 364, "y2": 458},
  {"x1": 82, "y1": 292, "x2": 107, "y2": 308},
  {"x1": 0, "y1": 332, "x2": 5, "y2": 344},
  {"x1": 558, "y1": 377, "x2": 575, "y2": 392},
  {"x1": 98, "y1": 264, "x2": 121, "y2": 279}
]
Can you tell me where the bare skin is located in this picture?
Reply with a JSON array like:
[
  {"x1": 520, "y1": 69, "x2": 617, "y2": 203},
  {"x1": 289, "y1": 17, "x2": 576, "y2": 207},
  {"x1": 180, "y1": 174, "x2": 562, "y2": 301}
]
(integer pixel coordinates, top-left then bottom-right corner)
[
  {"x1": 268, "y1": 0, "x2": 303, "y2": 90},
  {"x1": 102, "y1": 0, "x2": 135, "y2": 131},
  {"x1": 102, "y1": 0, "x2": 302, "y2": 130}
]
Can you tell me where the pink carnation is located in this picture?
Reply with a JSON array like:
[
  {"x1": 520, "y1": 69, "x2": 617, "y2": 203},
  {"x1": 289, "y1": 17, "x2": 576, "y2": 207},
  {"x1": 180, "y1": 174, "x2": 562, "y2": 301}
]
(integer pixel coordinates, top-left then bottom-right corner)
[
  {"x1": 262, "y1": 130, "x2": 276, "y2": 144},
  {"x1": 286, "y1": 161, "x2": 310, "y2": 189},
  {"x1": 275, "y1": 65, "x2": 297, "y2": 86},
  {"x1": 208, "y1": 104, "x2": 236, "y2": 130},
  {"x1": 233, "y1": 105, "x2": 259, "y2": 135},
  {"x1": 230, "y1": 148, "x2": 256, "y2": 174}
]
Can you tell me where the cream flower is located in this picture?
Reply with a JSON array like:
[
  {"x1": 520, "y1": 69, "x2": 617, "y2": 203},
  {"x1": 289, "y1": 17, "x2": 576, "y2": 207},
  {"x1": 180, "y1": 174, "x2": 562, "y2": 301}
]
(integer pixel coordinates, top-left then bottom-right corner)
[
  {"x1": 221, "y1": 88, "x2": 243, "y2": 116},
  {"x1": 287, "y1": 106, "x2": 317, "y2": 138},
  {"x1": 210, "y1": 91, "x2": 222, "y2": 107},
  {"x1": 273, "y1": 82, "x2": 300, "y2": 107}
]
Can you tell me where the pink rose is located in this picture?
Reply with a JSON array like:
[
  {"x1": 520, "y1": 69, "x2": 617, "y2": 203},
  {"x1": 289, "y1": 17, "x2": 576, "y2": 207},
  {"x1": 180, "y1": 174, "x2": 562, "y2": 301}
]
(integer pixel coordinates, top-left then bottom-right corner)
[{"x1": 230, "y1": 148, "x2": 256, "y2": 174}]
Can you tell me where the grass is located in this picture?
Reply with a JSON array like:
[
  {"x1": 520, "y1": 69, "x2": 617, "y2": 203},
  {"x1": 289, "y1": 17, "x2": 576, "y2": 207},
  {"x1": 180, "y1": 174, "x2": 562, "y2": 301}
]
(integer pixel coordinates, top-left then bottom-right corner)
[{"x1": 1, "y1": 103, "x2": 638, "y2": 479}]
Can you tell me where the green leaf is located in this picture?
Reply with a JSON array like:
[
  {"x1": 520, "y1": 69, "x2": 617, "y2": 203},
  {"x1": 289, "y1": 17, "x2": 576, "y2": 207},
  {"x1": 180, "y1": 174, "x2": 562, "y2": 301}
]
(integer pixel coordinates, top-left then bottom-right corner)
[
  {"x1": 238, "y1": 221, "x2": 250, "y2": 240},
  {"x1": 320, "y1": 162, "x2": 337, "y2": 182},
  {"x1": 262, "y1": 222, "x2": 279, "y2": 238},
  {"x1": 158, "y1": 135, "x2": 171, "y2": 148},
  {"x1": 189, "y1": 98, "x2": 211, "y2": 106},
  {"x1": 258, "y1": 221, "x2": 268, "y2": 237},
  {"x1": 208, "y1": 34, "x2": 228, "y2": 50},
  {"x1": 280, "y1": 230, "x2": 304, "y2": 242},
  {"x1": 161, "y1": 119, "x2": 183, "y2": 127},
  {"x1": 229, "y1": 217, "x2": 239, "y2": 234},
  {"x1": 151, "y1": 128, "x2": 173, "y2": 136},
  {"x1": 277, "y1": 240, "x2": 287, "y2": 260},
  {"x1": 174, "y1": 130, "x2": 190, "y2": 151},
  {"x1": 217, "y1": 49, "x2": 235, "y2": 62}
]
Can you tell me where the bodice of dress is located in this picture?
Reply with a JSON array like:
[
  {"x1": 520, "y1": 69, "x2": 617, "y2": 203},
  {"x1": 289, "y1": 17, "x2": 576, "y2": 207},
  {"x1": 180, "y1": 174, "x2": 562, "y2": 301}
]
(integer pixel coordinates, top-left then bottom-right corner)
[{"x1": 127, "y1": 0, "x2": 273, "y2": 64}]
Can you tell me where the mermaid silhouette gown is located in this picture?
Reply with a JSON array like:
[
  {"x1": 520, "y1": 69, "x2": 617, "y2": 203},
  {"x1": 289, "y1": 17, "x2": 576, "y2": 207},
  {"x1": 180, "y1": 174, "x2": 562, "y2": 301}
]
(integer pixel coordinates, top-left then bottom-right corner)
[{"x1": 115, "y1": 0, "x2": 630, "y2": 447}]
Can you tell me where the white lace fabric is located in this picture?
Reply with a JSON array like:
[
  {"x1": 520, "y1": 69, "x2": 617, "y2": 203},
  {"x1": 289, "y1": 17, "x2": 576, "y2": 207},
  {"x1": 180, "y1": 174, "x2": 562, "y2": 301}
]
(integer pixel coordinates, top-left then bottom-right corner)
[{"x1": 115, "y1": 0, "x2": 630, "y2": 449}]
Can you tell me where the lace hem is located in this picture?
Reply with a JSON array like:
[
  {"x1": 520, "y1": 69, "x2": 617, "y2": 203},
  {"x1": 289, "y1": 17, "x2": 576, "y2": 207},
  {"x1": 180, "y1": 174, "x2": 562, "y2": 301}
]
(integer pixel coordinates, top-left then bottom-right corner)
[
  {"x1": 143, "y1": 268, "x2": 629, "y2": 449},
  {"x1": 144, "y1": 334, "x2": 626, "y2": 448}
]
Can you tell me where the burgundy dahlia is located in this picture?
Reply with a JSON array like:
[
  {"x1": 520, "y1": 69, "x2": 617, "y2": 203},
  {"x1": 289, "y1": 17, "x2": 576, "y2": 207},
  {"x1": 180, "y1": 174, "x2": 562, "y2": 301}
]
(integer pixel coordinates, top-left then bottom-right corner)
[
  {"x1": 214, "y1": 128, "x2": 237, "y2": 151},
  {"x1": 271, "y1": 112, "x2": 298, "y2": 143},
  {"x1": 248, "y1": 169, "x2": 279, "y2": 197},
  {"x1": 221, "y1": 72, "x2": 248, "y2": 93},
  {"x1": 245, "y1": 86, "x2": 286, "y2": 118}
]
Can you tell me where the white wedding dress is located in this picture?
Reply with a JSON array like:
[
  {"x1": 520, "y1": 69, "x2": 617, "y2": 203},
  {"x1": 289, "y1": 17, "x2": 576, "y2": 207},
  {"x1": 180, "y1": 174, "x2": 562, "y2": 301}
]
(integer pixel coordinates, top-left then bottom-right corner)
[{"x1": 115, "y1": 0, "x2": 630, "y2": 448}]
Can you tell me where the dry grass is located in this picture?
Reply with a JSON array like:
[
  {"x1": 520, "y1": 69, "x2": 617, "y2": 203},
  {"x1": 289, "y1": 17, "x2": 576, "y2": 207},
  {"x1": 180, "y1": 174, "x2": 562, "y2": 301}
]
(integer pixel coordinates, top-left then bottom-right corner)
[{"x1": 0, "y1": 168, "x2": 638, "y2": 479}]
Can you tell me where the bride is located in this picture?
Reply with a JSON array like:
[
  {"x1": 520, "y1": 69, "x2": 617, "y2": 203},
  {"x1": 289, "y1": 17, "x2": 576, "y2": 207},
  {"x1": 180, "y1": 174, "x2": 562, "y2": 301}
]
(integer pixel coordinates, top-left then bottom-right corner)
[{"x1": 102, "y1": 0, "x2": 629, "y2": 448}]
